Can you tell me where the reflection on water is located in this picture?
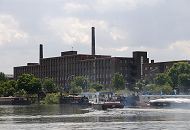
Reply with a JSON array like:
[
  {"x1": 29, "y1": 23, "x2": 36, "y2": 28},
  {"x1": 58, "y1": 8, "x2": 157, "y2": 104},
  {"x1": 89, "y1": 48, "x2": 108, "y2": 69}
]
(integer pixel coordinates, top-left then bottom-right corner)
[
  {"x1": 0, "y1": 104, "x2": 88, "y2": 116},
  {"x1": 0, "y1": 105, "x2": 190, "y2": 130}
]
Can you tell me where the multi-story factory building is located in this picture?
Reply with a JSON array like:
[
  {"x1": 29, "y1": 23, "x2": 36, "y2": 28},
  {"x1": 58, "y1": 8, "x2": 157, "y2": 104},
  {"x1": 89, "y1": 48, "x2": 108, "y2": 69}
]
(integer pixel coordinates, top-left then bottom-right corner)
[{"x1": 14, "y1": 27, "x2": 149, "y2": 88}]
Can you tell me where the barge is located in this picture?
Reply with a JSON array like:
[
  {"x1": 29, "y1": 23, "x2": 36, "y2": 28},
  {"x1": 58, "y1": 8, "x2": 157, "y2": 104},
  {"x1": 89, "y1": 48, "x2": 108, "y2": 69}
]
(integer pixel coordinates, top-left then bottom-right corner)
[{"x1": 0, "y1": 97, "x2": 31, "y2": 105}]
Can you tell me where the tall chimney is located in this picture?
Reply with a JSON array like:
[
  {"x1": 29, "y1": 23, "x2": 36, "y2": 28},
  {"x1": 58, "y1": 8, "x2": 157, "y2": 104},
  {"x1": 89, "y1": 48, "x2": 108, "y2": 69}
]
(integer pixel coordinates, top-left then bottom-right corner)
[
  {"x1": 39, "y1": 44, "x2": 43, "y2": 60},
  {"x1": 91, "y1": 27, "x2": 95, "y2": 55}
]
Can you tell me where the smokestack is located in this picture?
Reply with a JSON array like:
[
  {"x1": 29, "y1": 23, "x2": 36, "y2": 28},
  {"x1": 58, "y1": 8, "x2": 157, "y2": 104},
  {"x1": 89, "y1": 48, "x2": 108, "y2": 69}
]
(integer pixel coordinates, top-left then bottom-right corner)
[
  {"x1": 91, "y1": 27, "x2": 95, "y2": 55},
  {"x1": 39, "y1": 44, "x2": 43, "y2": 60}
]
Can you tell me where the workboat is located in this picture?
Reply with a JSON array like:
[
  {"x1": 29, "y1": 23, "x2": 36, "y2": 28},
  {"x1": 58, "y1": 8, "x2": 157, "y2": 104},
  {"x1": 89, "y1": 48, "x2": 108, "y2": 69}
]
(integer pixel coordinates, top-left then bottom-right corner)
[
  {"x1": 149, "y1": 98, "x2": 190, "y2": 108},
  {"x1": 81, "y1": 92, "x2": 124, "y2": 110},
  {"x1": 60, "y1": 94, "x2": 90, "y2": 105}
]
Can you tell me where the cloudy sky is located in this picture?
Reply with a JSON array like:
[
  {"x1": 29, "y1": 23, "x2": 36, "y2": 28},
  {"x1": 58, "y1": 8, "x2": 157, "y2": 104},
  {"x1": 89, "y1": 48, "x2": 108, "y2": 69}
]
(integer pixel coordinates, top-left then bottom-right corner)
[{"x1": 0, "y1": 0, "x2": 190, "y2": 74}]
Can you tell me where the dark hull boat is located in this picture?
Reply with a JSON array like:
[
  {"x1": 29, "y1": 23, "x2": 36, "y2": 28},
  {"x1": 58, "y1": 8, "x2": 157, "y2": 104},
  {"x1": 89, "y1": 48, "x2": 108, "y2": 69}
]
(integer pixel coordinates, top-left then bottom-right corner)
[
  {"x1": 0, "y1": 97, "x2": 31, "y2": 105},
  {"x1": 92, "y1": 101, "x2": 124, "y2": 110}
]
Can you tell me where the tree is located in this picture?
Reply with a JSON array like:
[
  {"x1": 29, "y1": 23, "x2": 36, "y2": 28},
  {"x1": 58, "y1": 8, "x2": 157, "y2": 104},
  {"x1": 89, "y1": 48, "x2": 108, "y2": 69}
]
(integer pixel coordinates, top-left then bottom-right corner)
[
  {"x1": 0, "y1": 72, "x2": 7, "y2": 82},
  {"x1": 0, "y1": 80, "x2": 17, "y2": 97},
  {"x1": 161, "y1": 84, "x2": 173, "y2": 95},
  {"x1": 154, "y1": 73, "x2": 171, "y2": 85},
  {"x1": 5, "y1": 80, "x2": 17, "y2": 96},
  {"x1": 69, "y1": 85, "x2": 82, "y2": 94},
  {"x1": 17, "y1": 74, "x2": 42, "y2": 95},
  {"x1": 30, "y1": 78, "x2": 42, "y2": 95},
  {"x1": 168, "y1": 62, "x2": 190, "y2": 88},
  {"x1": 143, "y1": 84, "x2": 172, "y2": 95},
  {"x1": 70, "y1": 76, "x2": 88, "y2": 93},
  {"x1": 90, "y1": 83, "x2": 104, "y2": 92},
  {"x1": 111, "y1": 73, "x2": 125, "y2": 90},
  {"x1": 42, "y1": 78, "x2": 58, "y2": 93},
  {"x1": 178, "y1": 74, "x2": 190, "y2": 93},
  {"x1": 135, "y1": 80, "x2": 147, "y2": 91}
]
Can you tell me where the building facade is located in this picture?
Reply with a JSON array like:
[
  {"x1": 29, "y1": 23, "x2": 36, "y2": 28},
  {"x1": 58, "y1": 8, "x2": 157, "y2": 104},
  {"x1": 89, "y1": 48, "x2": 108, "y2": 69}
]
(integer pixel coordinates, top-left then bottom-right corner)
[
  {"x1": 14, "y1": 47, "x2": 149, "y2": 88},
  {"x1": 14, "y1": 27, "x2": 150, "y2": 89}
]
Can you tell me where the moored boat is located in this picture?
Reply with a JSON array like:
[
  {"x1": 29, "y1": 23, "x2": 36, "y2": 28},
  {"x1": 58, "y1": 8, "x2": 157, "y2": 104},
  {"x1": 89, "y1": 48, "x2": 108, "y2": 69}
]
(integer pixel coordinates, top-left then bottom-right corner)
[
  {"x1": 60, "y1": 94, "x2": 90, "y2": 105},
  {"x1": 0, "y1": 97, "x2": 31, "y2": 105},
  {"x1": 149, "y1": 98, "x2": 190, "y2": 108},
  {"x1": 81, "y1": 92, "x2": 124, "y2": 110}
]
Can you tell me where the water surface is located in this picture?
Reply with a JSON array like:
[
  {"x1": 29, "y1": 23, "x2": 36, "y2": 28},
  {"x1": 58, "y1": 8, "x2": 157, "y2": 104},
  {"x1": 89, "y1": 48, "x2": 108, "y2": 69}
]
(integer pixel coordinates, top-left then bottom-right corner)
[{"x1": 0, "y1": 105, "x2": 190, "y2": 130}]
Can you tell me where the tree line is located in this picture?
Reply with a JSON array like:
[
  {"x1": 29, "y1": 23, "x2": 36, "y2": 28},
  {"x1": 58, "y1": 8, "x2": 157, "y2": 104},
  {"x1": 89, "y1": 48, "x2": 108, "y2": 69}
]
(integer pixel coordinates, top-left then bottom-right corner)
[
  {"x1": 0, "y1": 72, "x2": 125, "y2": 104},
  {"x1": 0, "y1": 73, "x2": 58, "y2": 98},
  {"x1": 135, "y1": 62, "x2": 190, "y2": 95},
  {"x1": 1, "y1": 62, "x2": 188, "y2": 101},
  {"x1": 0, "y1": 72, "x2": 125, "y2": 97}
]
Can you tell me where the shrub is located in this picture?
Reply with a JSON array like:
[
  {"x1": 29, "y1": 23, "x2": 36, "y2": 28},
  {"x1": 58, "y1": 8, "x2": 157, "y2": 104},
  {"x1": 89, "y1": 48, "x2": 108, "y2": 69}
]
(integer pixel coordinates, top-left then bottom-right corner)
[{"x1": 42, "y1": 93, "x2": 60, "y2": 104}]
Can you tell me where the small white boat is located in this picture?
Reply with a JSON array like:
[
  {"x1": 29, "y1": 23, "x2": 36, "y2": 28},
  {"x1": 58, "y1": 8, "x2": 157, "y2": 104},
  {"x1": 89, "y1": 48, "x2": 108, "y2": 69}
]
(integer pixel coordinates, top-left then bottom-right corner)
[{"x1": 149, "y1": 98, "x2": 190, "y2": 107}]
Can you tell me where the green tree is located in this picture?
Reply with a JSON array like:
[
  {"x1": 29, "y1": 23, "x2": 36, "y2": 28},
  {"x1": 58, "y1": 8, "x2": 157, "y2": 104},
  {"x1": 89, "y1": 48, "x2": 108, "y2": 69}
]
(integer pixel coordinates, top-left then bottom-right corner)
[
  {"x1": 168, "y1": 62, "x2": 190, "y2": 88},
  {"x1": 30, "y1": 78, "x2": 42, "y2": 95},
  {"x1": 135, "y1": 80, "x2": 147, "y2": 91},
  {"x1": 90, "y1": 83, "x2": 104, "y2": 92},
  {"x1": 0, "y1": 84, "x2": 4, "y2": 96},
  {"x1": 70, "y1": 76, "x2": 88, "y2": 92},
  {"x1": 0, "y1": 80, "x2": 17, "y2": 97},
  {"x1": 69, "y1": 85, "x2": 82, "y2": 94},
  {"x1": 161, "y1": 84, "x2": 173, "y2": 95},
  {"x1": 178, "y1": 74, "x2": 190, "y2": 93},
  {"x1": 42, "y1": 93, "x2": 60, "y2": 104},
  {"x1": 0, "y1": 72, "x2": 7, "y2": 82},
  {"x1": 143, "y1": 84, "x2": 172, "y2": 95},
  {"x1": 17, "y1": 74, "x2": 42, "y2": 95},
  {"x1": 111, "y1": 73, "x2": 125, "y2": 90},
  {"x1": 154, "y1": 73, "x2": 171, "y2": 85},
  {"x1": 42, "y1": 78, "x2": 58, "y2": 93},
  {"x1": 5, "y1": 80, "x2": 17, "y2": 96}
]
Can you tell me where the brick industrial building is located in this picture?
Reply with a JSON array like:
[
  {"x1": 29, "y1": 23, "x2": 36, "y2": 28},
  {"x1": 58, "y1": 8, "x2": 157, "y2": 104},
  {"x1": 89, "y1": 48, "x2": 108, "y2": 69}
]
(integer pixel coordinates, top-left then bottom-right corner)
[{"x1": 14, "y1": 27, "x2": 149, "y2": 88}]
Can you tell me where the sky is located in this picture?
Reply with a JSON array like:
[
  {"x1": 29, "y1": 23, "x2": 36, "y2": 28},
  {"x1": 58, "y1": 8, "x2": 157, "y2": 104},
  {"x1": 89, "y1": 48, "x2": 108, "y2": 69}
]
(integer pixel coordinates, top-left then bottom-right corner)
[{"x1": 0, "y1": 0, "x2": 190, "y2": 74}]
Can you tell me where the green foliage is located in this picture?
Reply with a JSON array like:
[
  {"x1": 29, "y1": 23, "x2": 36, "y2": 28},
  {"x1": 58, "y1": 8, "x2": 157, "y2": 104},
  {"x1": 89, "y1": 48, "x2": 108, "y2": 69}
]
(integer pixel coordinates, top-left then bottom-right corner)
[
  {"x1": 0, "y1": 72, "x2": 7, "y2": 82},
  {"x1": 70, "y1": 76, "x2": 88, "y2": 93},
  {"x1": 88, "y1": 88, "x2": 97, "y2": 93},
  {"x1": 0, "y1": 80, "x2": 17, "y2": 97},
  {"x1": 146, "y1": 62, "x2": 190, "y2": 93},
  {"x1": 178, "y1": 74, "x2": 190, "y2": 93},
  {"x1": 167, "y1": 62, "x2": 190, "y2": 88},
  {"x1": 3, "y1": 80, "x2": 16, "y2": 96},
  {"x1": 135, "y1": 80, "x2": 147, "y2": 91},
  {"x1": 112, "y1": 73, "x2": 125, "y2": 90},
  {"x1": 143, "y1": 84, "x2": 172, "y2": 95},
  {"x1": 14, "y1": 89, "x2": 27, "y2": 97},
  {"x1": 42, "y1": 93, "x2": 60, "y2": 104},
  {"x1": 155, "y1": 73, "x2": 171, "y2": 85},
  {"x1": 161, "y1": 84, "x2": 173, "y2": 95},
  {"x1": 30, "y1": 78, "x2": 42, "y2": 95},
  {"x1": 0, "y1": 73, "x2": 63, "y2": 104},
  {"x1": 17, "y1": 74, "x2": 42, "y2": 95},
  {"x1": 69, "y1": 85, "x2": 82, "y2": 94},
  {"x1": 115, "y1": 89, "x2": 130, "y2": 95},
  {"x1": 90, "y1": 83, "x2": 104, "y2": 92},
  {"x1": 42, "y1": 78, "x2": 58, "y2": 93}
]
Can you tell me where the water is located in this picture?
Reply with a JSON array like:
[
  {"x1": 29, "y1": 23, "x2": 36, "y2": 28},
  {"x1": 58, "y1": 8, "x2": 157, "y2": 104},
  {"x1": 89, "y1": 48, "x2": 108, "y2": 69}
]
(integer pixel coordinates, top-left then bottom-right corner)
[{"x1": 0, "y1": 105, "x2": 190, "y2": 130}]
